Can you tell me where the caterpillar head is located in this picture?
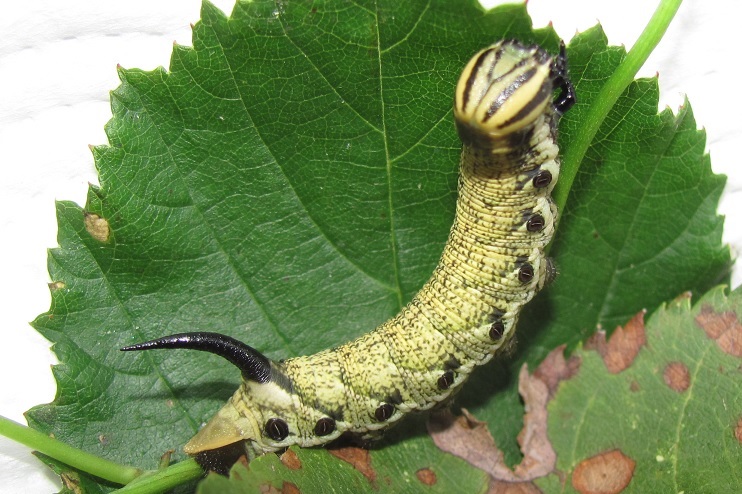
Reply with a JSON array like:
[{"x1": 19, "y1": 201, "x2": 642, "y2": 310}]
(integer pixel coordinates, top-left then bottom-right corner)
[
  {"x1": 121, "y1": 332, "x2": 274, "y2": 456},
  {"x1": 454, "y1": 40, "x2": 574, "y2": 146}
]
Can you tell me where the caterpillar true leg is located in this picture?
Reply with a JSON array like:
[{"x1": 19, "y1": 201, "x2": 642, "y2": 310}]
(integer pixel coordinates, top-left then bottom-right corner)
[{"x1": 122, "y1": 39, "x2": 574, "y2": 460}]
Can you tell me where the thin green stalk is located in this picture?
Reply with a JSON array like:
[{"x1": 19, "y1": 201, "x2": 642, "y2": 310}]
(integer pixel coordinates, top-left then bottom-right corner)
[
  {"x1": 112, "y1": 458, "x2": 204, "y2": 494},
  {"x1": 0, "y1": 415, "x2": 204, "y2": 492},
  {"x1": 0, "y1": 415, "x2": 140, "y2": 485},
  {"x1": 553, "y1": 0, "x2": 683, "y2": 214}
]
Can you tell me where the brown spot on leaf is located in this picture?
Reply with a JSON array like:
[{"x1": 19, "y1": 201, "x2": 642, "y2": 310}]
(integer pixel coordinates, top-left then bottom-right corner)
[
  {"x1": 259, "y1": 484, "x2": 281, "y2": 494},
  {"x1": 663, "y1": 362, "x2": 690, "y2": 392},
  {"x1": 533, "y1": 345, "x2": 581, "y2": 397},
  {"x1": 416, "y1": 468, "x2": 437, "y2": 486},
  {"x1": 281, "y1": 481, "x2": 300, "y2": 494},
  {"x1": 735, "y1": 417, "x2": 742, "y2": 444},
  {"x1": 586, "y1": 311, "x2": 646, "y2": 373},
  {"x1": 280, "y1": 449, "x2": 302, "y2": 470},
  {"x1": 60, "y1": 472, "x2": 83, "y2": 494},
  {"x1": 488, "y1": 480, "x2": 543, "y2": 493},
  {"x1": 427, "y1": 364, "x2": 555, "y2": 482},
  {"x1": 84, "y1": 212, "x2": 110, "y2": 242},
  {"x1": 328, "y1": 446, "x2": 376, "y2": 484},
  {"x1": 695, "y1": 305, "x2": 742, "y2": 357},
  {"x1": 236, "y1": 454, "x2": 249, "y2": 470},
  {"x1": 428, "y1": 408, "x2": 510, "y2": 479},
  {"x1": 629, "y1": 380, "x2": 640, "y2": 392},
  {"x1": 48, "y1": 281, "x2": 66, "y2": 291},
  {"x1": 572, "y1": 449, "x2": 635, "y2": 494}
]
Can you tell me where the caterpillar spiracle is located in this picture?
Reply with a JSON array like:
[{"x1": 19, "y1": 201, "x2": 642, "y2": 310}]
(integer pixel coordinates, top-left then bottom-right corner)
[{"x1": 122, "y1": 39, "x2": 576, "y2": 460}]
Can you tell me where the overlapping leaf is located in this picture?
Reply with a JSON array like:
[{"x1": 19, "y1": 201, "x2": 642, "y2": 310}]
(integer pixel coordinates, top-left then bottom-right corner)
[{"x1": 537, "y1": 286, "x2": 742, "y2": 492}]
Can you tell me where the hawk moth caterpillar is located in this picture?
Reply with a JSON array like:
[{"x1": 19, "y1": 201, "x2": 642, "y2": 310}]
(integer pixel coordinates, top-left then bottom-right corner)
[{"x1": 122, "y1": 39, "x2": 575, "y2": 460}]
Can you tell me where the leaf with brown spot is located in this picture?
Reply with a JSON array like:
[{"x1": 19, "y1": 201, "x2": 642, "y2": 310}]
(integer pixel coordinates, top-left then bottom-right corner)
[
  {"x1": 200, "y1": 442, "x2": 488, "y2": 493},
  {"x1": 571, "y1": 449, "x2": 635, "y2": 494},
  {"x1": 83, "y1": 212, "x2": 110, "y2": 242},
  {"x1": 281, "y1": 481, "x2": 301, "y2": 494},
  {"x1": 695, "y1": 305, "x2": 742, "y2": 357},
  {"x1": 662, "y1": 361, "x2": 690, "y2": 393},
  {"x1": 415, "y1": 468, "x2": 437, "y2": 486},
  {"x1": 585, "y1": 310, "x2": 646, "y2": 373},
  {"x1": 280, "y1": 450, "x2": 302, "y2": 471},
  {"x1": 328, "y1": 446, "x2": 376, "y2": 484},
  {"x1": 48, "y1": 281, "x2": 66, "y2": 291},
  {"x1": 540, "y1": 286, "x2": 742, "y2": 493}
]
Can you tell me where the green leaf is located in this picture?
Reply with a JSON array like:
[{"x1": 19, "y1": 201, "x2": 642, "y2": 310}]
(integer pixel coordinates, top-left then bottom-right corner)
[
  {"x1": 538, "y1": 286, "x2": 742, "y2": 493},
  {"x1": 22, "y1": 0, "x2": 730, "y2": 492}
]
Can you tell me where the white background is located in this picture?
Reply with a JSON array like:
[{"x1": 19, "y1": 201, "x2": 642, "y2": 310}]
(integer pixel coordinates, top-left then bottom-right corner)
[{"x1": 1, "y1": 0, "x2": 739, "y2": 491}]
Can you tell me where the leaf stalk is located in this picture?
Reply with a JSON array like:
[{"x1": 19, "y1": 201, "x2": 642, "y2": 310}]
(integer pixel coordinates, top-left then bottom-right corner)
[
  {"x1": 0, "y1": 415, "x2": 140, "y2": 485},
  {"x1": 553, "y1": 0, "x2": 683, "y2": 213}
]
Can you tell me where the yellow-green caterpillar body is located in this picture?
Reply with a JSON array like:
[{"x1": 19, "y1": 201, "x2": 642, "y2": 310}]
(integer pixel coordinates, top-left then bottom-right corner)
[{"x1": 122, "y1": 39, "x2": 575, "y2": 459}]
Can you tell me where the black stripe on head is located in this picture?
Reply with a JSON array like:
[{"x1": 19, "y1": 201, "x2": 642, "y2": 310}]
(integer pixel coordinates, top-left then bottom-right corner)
[
  {"x1": 461, "y1": 47, "x2": 497, "y2": 112},
  {"x1": 482, "y1": 67, "x2": 538, "y2": 122},
  {"x1": 496, "y1": 78, "x2": 552, "y2": 129}
]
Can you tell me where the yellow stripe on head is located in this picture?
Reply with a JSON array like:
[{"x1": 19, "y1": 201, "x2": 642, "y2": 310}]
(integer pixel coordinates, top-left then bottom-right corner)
[{"x1": 455, "y1": 40, "x2": 554, "y2": 142}]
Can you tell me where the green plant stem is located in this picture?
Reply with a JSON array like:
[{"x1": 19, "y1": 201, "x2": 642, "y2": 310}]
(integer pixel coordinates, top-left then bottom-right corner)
[
  {"x1": 0, "y1": 415, "x2": 141, "y2": 485},
  {"x1": 553, "y1": 0, "x2": 683, "y2": 214},
  {"x1": 112, "y1": 458, "x2": 204, "y2": 494}
]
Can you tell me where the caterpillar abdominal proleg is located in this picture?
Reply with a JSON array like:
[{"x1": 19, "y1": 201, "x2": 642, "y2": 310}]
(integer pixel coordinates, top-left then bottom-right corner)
[{"x1": 122, "y1": 40, "x2": 575, "y2": 459}]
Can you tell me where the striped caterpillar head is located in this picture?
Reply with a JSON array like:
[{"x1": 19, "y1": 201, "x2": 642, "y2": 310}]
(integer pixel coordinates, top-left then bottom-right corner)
[{"x1": 454, "y1": 40, "x2": 574, "y2": 147}]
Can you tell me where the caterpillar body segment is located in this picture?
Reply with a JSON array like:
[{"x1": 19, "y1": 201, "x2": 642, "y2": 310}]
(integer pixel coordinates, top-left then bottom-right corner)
[{"x1": 122, "y1": 40, "x2": 575, "y2": 459}]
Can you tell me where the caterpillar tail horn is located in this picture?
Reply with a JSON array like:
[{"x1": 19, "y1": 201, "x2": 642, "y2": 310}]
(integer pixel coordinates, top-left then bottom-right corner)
[
  {"x1": 121, "y1": 332, "x2": 271, "y2": 454},
  {"x1": 121, "y1": 332, "x2": 272, "y2": 383}
]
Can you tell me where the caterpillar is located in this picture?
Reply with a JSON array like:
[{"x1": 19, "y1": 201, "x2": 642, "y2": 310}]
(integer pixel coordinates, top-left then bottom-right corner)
[{"x1": 122, "y1": 39, "x2": 575, "y2": 460}]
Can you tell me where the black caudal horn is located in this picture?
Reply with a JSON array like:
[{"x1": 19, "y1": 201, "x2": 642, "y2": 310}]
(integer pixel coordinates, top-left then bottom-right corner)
[{"x1": 121, "y1": 332, "x2": 272, "y2": 384}]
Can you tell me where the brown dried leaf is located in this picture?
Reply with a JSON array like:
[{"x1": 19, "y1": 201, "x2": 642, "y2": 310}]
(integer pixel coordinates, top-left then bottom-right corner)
[
  {"x1": 532, "y1": 344, "x2": 581, "y2": 398},
  {"x1": 427, "y1": 408, "x2": 512, "y2": 480},
  {"x1": 487, "y1": 480, "x2": 543, "y2": 494},
  {"x1": 586, "y1": 310, "x2": 646, "y2": 373},
  {"x1": 514, "y1": 365, "x2": 556, "y2": 479},
  {"x1": 428, "y1": 355, "x2": 563, "y2": 482}
]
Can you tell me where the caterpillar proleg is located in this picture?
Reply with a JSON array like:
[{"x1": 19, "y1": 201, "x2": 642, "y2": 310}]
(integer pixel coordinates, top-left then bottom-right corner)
[{"x1": 122, "y1": 39, "x2": 575, "y2": 459}]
